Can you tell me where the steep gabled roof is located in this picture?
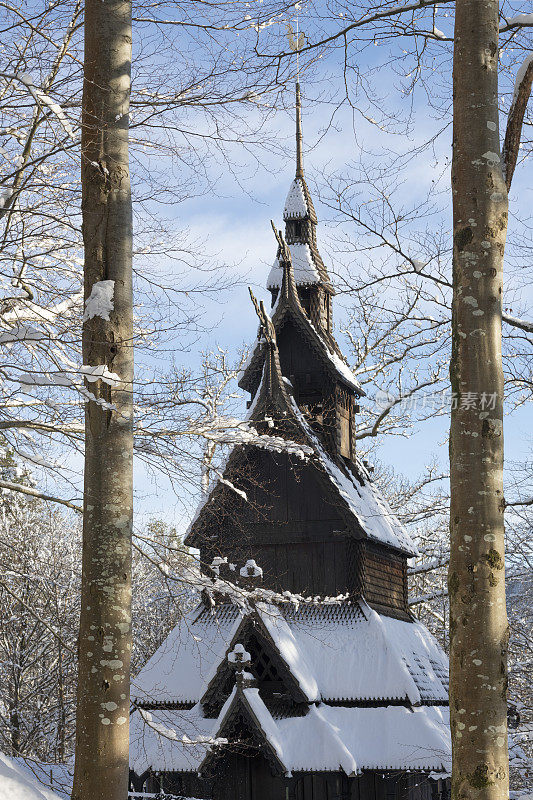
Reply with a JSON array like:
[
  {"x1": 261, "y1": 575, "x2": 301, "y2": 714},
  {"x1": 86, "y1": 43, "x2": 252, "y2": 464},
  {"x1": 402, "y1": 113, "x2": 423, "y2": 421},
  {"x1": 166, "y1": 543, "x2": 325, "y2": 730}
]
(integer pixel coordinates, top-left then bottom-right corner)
[
  {"x1": 185, "y1": 382, "x2": 416, "y2": 557},
  {"x1": 241, "y1": 248, "x2": 362, "y2": 397},
  {"x1": 201, "y1": 605, "x2": 319, "y2": 708},
  {"x1": 189, "y1": 252, "x2": 412, "y2": 557},
  {"x1": 267, "y1": 239, "x2": 332, "y2": 291},
  {"x1": 280, "y1": 601, "x2": 448, "y2": 705},
  {"x1": 283, "y1": 178, "x2": 317, "y2": 223},
  {"x1": 132, "y1": 604, "x2": 242, "y2": 706},
  {"x1": 130, "y1": 704, "x2": 215, "y2": 775},
  {"x1": 288, "y1": 400, "x2": 417, "y2": 556},
  {"x1": 200, "y1": 686, "x2": 289, "y2": 776},
  {"x1": 266, "y1": 82, "x2": 333, "y2": 293}
]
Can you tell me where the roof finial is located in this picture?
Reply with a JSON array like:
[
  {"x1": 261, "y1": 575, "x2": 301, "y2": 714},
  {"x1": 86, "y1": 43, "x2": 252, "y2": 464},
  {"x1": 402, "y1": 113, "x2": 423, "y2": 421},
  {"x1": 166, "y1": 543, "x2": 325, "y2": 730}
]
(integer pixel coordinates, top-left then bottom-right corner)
[
  {"x1": 270, "y1": 220, "x2": 301, "y2": 308},
  {"x1": 286, "y1": 18, "x2": 306, "y2": 179}
]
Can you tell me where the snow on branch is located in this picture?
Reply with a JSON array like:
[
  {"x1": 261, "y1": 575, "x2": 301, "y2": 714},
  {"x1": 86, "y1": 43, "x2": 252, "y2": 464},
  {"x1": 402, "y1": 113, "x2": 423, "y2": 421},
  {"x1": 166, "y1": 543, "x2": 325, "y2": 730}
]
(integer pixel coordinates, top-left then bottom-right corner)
[
  {"x1": 190, "y1": 417, "x2": 313, "y2": 458},
  {"x1": 410, "y1": 588, "x2": 448, "y2": 606},
  {"x1": 214, "y1": 471, "x2": 248, "y2": 501},
  {"x1": 80, "y1": 364, "x2": 122, "y2": 388},
  {"x1": 503, "y1": 313, "x2": 533, "y2": 334},
  {"x1": 17, "y1": 365, "x2": 122, "y2": 392},
  {"x1": 2, "y1": 292, "x2": 83, "y2": 325},
  {"x1": 171, "y1": 562, "x2": 349, "y2": 613},
  {"x1": 500, "y1": 13, "x2": 533, "y2": 32},
  {"x1": 0, "y1": 479, "x2": 82, "y2": 513},
  {"x1": 0, "y1": 324, "x2": 47, "y2": 345},
  {"x1": 0, "y1": 72, "x2": 76, "y2": 140},
  {"x1": 408, "y1": 556, "x2": 449, "y2": 575},
  {"x1": 138, "y1": 708, "x2": 228, "y2": 747},
  {"x1": 505, "y1": 496, "x2": 533, "y2": 508}
]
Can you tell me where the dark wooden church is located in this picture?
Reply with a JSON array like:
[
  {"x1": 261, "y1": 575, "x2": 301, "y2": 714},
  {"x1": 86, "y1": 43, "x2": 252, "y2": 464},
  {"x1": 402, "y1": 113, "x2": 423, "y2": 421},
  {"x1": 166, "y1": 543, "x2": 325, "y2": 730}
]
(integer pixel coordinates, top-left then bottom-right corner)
[{"x1": 129, "y1": 84, "x2": 451, "y2": 800}]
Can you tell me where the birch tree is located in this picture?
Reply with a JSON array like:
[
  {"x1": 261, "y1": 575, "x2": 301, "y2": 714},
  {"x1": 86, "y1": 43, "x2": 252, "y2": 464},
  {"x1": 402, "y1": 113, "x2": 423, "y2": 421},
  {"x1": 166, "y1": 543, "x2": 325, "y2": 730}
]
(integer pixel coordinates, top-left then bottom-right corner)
[{"x1": 71, "y1": 0, "x2": 133, "y2": 797}]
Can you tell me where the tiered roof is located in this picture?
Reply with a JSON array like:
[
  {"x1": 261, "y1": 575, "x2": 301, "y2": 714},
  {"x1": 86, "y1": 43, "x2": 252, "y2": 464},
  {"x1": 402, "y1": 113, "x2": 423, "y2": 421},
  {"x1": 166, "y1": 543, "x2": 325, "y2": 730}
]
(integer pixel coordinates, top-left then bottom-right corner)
[
  {"x1": 131, "y1": 701, "x2": 451, "y2": 776},
  {"x1": 130, "y1": 600, "x2": 451, "y2": 777},
  {"x1": 187, "y1": 260, "x2": 413, "y2": 556},
  {"x1": 133, "y1": 603, "x2": 448, "y2": 710},
  {"x1": 130, "y1": 82, "x2": 451, "y2": 790},
  {"x1": 242, "y1": 243, "x2": 361, "y2": 395}
]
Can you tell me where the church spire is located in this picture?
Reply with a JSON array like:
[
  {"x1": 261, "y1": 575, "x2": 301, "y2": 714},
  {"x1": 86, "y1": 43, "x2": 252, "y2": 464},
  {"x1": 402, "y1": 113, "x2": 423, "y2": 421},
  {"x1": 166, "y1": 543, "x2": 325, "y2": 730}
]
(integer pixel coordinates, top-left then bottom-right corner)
[
  {"x1": 266, "y1": 80, "x2": 335, "y2": 323},
  {"x1": 295, "y1": 82, "x2": 304, "y2": 179}
]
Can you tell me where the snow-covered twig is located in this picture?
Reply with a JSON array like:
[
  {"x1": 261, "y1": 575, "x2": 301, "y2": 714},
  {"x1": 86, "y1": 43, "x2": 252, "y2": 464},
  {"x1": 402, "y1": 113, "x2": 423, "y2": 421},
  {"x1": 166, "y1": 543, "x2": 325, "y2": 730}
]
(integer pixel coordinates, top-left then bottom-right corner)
[
  {"x1": 0, "y1": 72, "x2": 76, "y2": 140},
  {"x1": 503, "y1": 313, "x2": 533, "y2": 335},
  {"x1": 500, "y1": 13, "x2": 533, "y2": 33},
  {"x1": 0, "y1": 480, "x2": 82, "y2": 513},
  {"x1": 410, "y1": 588, "x2": 448, "y2": 606}
]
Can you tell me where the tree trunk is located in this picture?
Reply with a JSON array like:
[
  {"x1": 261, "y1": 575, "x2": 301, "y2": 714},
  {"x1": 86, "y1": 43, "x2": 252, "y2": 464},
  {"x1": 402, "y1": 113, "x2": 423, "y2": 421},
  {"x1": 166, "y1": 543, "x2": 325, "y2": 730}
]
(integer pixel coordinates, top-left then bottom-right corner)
[
  {"x1": 72, "y1": 0, "x2": 133, "y2": 796},
  {"x1": 449, "y1": 1, "x2": 509, "y2": 799}
]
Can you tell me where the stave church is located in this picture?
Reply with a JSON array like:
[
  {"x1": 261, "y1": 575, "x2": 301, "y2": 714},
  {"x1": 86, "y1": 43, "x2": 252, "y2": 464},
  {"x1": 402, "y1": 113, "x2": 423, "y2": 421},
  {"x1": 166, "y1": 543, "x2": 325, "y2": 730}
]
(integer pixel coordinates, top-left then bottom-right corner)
[{"x1": 129, "y1": 83, "x2": 451, "y2": 800}]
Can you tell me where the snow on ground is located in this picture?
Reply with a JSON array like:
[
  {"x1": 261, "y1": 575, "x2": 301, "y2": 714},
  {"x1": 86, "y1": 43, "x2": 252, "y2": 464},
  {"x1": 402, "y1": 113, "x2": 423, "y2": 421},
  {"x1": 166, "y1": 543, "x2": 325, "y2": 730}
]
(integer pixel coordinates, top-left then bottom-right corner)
[{"x1": 0, "y1": 754, "x2": 65, "y2": 800}]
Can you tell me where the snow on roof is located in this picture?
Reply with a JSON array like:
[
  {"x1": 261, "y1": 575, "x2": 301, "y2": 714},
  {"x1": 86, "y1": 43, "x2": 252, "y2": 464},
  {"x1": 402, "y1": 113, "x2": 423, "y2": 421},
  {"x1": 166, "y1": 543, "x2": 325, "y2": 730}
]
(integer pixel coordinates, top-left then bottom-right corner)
[
  {"x1": 321, "y1": 345, "x2": 361, "y2": 392},
  {"x1": 267, "y1": 243, "x2": 320, "y2": 289},
  {"x1": 134, "y1": 601, "x2": 447, "y2": 707},
  {"x1": 290, "y1": 400, "x2": 416, "y2": 555},
  {"x1": 221, "y1": 693, "x2": 450, "y2": 774},
  {"x1": 240, "y1": 310, "x2": 362, "y2": 397},
  {"x1": 283, "y1": 179, "x2": 309, "y2": 220},
  {"x1": 282, "y1": 603, "x2": 448, "y2": 704},
  {"x1": 0, "y1": 754, "x2": 64, "y2": 800},
  {"x1": 132, "y1": 605, "x2": 242, "y2": 705},
  {"x1": 130, "y1": 700, "x2": 451, "y2": 776},
  {"x1": 275, "y1": 705, "x2": 451, "y2": 773},
  {"x1": 226, "y1": 687, "x2": 286, "y2": 765},
  {"x1": 255, "y1": 603, "x2": 319, "y2": 701},
  {"x1": 130, "y1": 705, "x2": 215, "y2": 775}
]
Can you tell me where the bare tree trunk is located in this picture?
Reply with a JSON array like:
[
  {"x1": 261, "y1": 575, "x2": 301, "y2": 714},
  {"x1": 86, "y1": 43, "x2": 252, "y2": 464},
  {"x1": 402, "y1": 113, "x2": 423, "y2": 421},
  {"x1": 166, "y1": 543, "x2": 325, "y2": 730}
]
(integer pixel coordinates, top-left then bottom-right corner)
[
  {"x1": 72, "y1": 0, "x2": 133, "y2": 796},
  {"x1": 449, "y1": 1, "x2": 509, "y2": 799},
  {"x1": 53, "y1": 585, "x2": 66, "y2": 763}
]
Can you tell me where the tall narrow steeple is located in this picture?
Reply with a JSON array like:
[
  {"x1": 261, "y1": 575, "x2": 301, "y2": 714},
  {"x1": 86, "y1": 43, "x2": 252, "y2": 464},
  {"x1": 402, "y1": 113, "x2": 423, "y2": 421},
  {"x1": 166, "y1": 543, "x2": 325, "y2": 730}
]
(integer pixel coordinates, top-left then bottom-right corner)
[{"x1": 267, "y1": 82, "x2": 334, "y2": 333}]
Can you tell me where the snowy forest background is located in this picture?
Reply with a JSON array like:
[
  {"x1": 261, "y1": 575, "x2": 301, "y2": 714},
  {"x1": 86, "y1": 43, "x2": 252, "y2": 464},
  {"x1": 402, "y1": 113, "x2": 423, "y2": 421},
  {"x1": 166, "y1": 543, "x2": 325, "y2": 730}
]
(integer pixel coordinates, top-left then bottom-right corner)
[{"x1": 0, "y1": 0, "x2": 531, "y2": 795}]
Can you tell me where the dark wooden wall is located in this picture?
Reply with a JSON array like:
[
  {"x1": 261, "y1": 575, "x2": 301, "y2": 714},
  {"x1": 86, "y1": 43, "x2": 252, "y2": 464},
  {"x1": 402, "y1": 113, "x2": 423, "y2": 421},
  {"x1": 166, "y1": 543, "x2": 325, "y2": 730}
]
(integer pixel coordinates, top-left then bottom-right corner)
[
  {"x1": 141, "y1": 767, "x2": 444, "y2": 800},
  {"x1": 200, "y1": 449, "x2": 353, "y2": 597},
  {"x1": 199, "y1": 449, "x2": 409, "y2": 612},
  {"x1": 359, "y1": 542, "x2": 408, "y2": 615},
  {"x1": 277, "y1": 319, "x2": 328, "y2": 397}
]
